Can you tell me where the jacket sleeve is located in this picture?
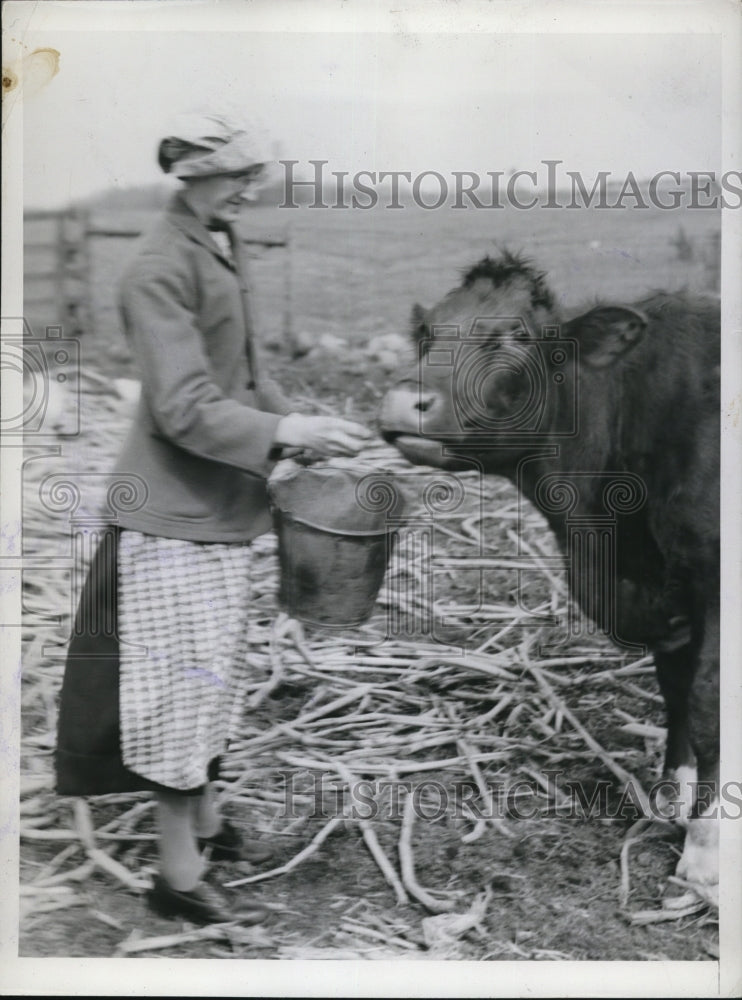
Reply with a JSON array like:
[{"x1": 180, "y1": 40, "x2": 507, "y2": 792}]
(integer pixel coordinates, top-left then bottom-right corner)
[{"x1": 120, "y1": 253, "x2": 283, "y2": 479}]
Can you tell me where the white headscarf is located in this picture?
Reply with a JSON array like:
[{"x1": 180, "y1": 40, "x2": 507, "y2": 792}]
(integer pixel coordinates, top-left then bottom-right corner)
[{"x1": 158, "y1": 112, "x2": 273, "y2": 178}]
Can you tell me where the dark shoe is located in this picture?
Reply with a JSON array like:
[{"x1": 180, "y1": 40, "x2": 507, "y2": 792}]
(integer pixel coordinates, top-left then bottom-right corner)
[
  {"x1": 148, "y1": 875, "x2": 268, "y2": 926},
  {"x1": 198, "y1": 819, "x2": 274, "y2": 864}
]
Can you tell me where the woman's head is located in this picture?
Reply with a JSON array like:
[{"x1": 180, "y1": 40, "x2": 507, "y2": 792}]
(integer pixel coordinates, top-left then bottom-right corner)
[{"x1": 158, "y1": 113, "x2": 271, "y2": 227}]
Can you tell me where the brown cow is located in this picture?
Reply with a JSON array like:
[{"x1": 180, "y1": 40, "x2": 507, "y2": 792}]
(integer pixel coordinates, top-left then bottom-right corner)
[{"x1": 380, "y1": 251, "x2": 719, "y2": 896}]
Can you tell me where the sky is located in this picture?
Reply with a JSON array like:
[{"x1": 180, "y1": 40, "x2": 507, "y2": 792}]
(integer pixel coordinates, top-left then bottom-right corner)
[{"x1": 9, "y1": 11, "x2": 723, "y2": 209}]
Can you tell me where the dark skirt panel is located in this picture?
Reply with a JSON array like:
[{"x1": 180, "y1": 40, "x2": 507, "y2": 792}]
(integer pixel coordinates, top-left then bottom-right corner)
[{"x1": 55, "y1": 527, "x2": 218, "y2": 797}]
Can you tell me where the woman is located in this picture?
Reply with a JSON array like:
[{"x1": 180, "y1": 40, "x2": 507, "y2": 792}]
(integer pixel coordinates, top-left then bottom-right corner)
[{"x1": 55, "y1": 114, "x2": 373, "y2": 925}]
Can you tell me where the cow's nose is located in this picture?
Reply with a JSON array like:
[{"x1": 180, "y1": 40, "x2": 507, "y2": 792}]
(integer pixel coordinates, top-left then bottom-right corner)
[{"x1": 414, "y1": 393, "x2": 438, "y2": 412}]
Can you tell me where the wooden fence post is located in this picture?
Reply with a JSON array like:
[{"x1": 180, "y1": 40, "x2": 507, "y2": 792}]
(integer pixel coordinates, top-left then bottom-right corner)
[{"x1": 26, "y1": 208, "x2": 293, "y2": 342}]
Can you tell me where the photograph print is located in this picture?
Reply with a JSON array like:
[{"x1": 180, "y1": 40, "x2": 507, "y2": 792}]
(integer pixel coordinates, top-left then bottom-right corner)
[{"x1": 2, "y1": 0, "x2": 740, "y2": 995}]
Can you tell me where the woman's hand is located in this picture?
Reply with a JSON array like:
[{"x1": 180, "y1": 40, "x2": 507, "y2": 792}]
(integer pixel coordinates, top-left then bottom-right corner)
[{"x1": 274, "y1": 413, "x2": 374, "y2": 457}]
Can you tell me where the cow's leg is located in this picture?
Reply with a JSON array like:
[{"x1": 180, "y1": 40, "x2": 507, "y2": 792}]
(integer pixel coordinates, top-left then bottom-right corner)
[
  {"x1": 654, "y1": 645, "x2": 697, "y2": 822},
  {"x1": 676, "y1": 607, "x2": 719, "y2": 892}
]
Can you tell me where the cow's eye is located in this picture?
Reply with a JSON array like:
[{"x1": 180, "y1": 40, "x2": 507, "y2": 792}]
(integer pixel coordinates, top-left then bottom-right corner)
[
  {"x1": 491, "y1": 329, "x2": 517, "y2": 344},
  {"x1": 489, "y1": 325, "x2": 526, "y2": 342}
]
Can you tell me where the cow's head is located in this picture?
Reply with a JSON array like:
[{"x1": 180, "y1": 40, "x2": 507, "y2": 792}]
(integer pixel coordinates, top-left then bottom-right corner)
[{"x1": 380, "y1": 252, "x2": 647, "y2": 472}]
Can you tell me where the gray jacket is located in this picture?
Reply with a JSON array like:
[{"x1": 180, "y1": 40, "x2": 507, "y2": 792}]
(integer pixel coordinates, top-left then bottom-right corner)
[{"x1": 112, "y1": 192, "x2": 291, "y2": 542}]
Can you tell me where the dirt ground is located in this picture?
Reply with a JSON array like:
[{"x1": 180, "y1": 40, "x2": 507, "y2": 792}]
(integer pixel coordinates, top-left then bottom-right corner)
[{"x1": 18, "y1": 199, "x2": 720, "y2": 962}]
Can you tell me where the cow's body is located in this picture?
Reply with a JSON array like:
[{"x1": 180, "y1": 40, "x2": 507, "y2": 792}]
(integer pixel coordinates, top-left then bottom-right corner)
[{"x1": 380, "y1": 253, "x2": 720, "y2": 893}]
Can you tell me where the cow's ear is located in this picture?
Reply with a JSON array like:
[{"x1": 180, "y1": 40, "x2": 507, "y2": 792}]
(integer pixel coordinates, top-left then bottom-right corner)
[
  {"x1": 409, "y1": 302, "x2": 430, "y2": 344},
  {"x1": 564, "y1": 305, "x2": 648, "y2": 368}
]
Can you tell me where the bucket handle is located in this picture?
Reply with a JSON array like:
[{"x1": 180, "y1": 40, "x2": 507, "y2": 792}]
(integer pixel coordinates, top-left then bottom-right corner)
[{"x1": 270, "y1": 505, "x2": 400, "y2": 538}]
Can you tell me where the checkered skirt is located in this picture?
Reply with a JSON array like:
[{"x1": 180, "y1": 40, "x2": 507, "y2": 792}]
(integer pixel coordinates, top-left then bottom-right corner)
[{"x1": 117, "y1": 529, "x2": 253, "y2": 790}]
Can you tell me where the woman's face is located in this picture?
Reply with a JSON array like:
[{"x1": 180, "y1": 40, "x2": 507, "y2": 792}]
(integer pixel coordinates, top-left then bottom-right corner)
[{"x1": 185, "y1": 168, "x2": 264, "y2": 227}]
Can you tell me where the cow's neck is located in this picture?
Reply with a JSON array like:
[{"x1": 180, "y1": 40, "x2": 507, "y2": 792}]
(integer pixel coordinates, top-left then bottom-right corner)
[{"x1": 514, "y1": 438, "x2": 629, "y2": 548}]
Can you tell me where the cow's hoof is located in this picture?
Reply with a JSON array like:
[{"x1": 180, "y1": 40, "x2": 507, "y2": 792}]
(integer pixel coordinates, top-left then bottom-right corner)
[{"x1": 675, "y1": 804, "x2": 718, "y2": 902}]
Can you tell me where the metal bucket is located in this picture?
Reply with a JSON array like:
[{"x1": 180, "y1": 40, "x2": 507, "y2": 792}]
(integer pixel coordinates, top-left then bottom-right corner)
[{"x1": 267, "y1": 466, "x2": 404, "y2": 627}]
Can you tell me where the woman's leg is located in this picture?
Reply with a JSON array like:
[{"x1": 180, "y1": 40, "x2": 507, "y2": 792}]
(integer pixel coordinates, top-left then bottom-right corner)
[
  {"x1": 151, "y1": 786, "x2": 268, "y2": 925},
  {"x1": 156, "y1": 789, "x2": 204, "y2": 891},
  {"x1": 191, "y1": 782, "x2": 221, "y2": 839}
]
